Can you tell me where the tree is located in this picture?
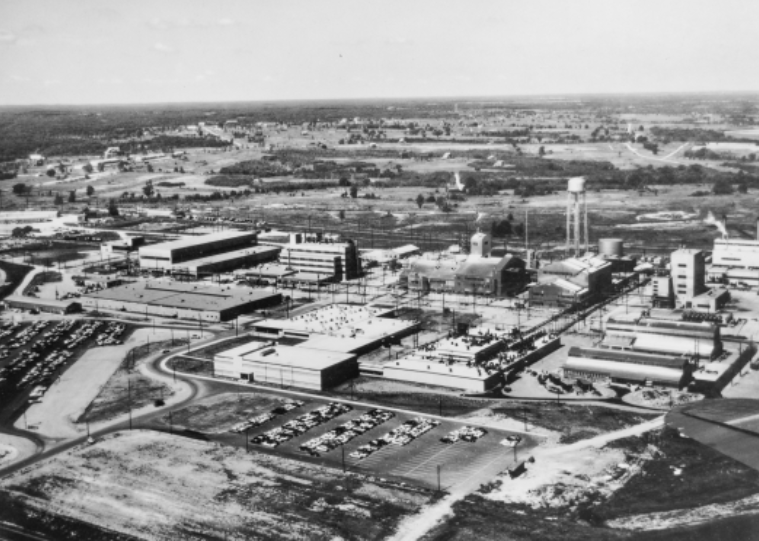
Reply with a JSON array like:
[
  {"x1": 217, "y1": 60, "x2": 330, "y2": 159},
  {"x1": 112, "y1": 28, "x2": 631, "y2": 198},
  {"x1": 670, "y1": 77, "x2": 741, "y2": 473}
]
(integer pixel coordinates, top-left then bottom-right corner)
[
  {"x1": 737, "y1": 180, "x2": 749, "y2": 194},
  {"x1": 143, "y1": 180, "x2": 154, "y2": 198},
  {"x1": 86, "y1": 185, "x2": 95, "y2": 197},
  {"x1": 349, "y1": 185, "x2": 358, "y2": 199},
  {"x1": 108, "y1": 199, "x2": 119, "y2": 216},
  {"x1": 68, "y1": 190, "x2": 76, "y2": 203},
  {"x1": 338, "y1": 210, "x2": 345, "y2": 221},
  {"x1": 712, "y1": 179, "x2": 733, "y2": 195},
  {"x1": 538, "y1": 146, "x2": 546, "y2": 157},
  {"x1": 54, "y1": 193, "x2": 63, "y2": 205},
  {"x1": 82, "y1": 163, "x2": 93, "y2": 174},
  {"x1": 12, "y1": 183, "x2": 26, "y2": 195},
  {"x1": 338, "y1": 177, "x2": 350, "y2": 187},
  {"x1": 415, "y1": 193, "x2": 425, "y2": 209}
]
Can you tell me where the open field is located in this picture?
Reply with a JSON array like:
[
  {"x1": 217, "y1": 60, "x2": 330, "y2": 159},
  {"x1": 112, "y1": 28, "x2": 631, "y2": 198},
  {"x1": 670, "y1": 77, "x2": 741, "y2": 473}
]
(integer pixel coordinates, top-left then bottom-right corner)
[{"x1": 0, "y1": 430, "x2": 430, "y2": 540}]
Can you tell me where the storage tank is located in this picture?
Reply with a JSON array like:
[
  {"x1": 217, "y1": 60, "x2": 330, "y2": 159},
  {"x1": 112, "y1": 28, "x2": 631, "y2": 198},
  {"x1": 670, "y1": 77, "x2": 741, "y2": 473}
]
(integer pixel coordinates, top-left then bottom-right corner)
[
  {"x1": 598, "y1": 238, "x2": 624, "y2": 257},
  {"x1": 567, "y1": 176, "x2": 586, "y2": 193}
]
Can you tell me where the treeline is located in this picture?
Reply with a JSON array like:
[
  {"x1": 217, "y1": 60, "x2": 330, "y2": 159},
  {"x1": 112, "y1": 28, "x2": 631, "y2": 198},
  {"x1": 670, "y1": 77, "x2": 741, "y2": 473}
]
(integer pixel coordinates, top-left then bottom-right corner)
[
  {"x1": 650, "y1": 126, "x2": 759, "y2": 144},
  {"x1": 206, "y1": 176, "x2": 340, "y2": 192},
  {"x1": 218, "y1": 160, "x2": 289, "y2": 177}
]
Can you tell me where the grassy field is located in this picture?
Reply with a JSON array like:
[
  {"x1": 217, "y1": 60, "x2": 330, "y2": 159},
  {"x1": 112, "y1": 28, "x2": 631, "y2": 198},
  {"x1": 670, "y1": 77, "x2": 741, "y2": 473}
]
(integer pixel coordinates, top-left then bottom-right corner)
[
  {"x1": 161, "y1": 392, "x2": 287, "y2": 433},
  {"x1": 0, "y1": 260, "x2": 32, "y2": 299},
  {"x1": 80, "y1": 338, "x2": 181, "y2": 423}
]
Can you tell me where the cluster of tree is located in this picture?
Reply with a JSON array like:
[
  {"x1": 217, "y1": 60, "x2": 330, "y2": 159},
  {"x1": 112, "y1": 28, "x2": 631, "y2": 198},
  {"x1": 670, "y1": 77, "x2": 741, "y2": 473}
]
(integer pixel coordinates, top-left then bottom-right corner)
[
  {"x1": 206, "y1": 176, "x2": 339, "y2": 192},
  {"x1": 218, "y1": 159, "x2": 289, "y2": 177},
  {"x1": 649, "y1": 126, "x2": 757, "y2": 145},
  {"x1": 11, "y1": 226, "x2": 34, "y2": 238},
  {"x1": 642, "y1": 141, "x2": 659, "y2": 155},
  {"x1": 156, "y1": 181, "x2": 186, "y2": 188}
]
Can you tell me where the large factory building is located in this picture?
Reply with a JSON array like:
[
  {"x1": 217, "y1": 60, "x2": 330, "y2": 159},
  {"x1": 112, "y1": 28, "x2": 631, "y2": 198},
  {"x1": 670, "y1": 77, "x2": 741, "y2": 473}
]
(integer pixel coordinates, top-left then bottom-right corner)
[
  {"x1": 81, "y1": 282, "x2": 281, "y2": 322},
  {"x1": 213, "y1": 341, "x2": 358, "y2": 390},
  {"x1": 138, "y1": 231, "x2": 279, "y2": 277}
]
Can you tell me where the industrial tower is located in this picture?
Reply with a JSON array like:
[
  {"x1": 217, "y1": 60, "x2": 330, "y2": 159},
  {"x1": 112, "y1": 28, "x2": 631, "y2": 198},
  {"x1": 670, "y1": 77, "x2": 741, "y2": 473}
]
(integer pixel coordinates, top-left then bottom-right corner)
[{"x1": 566, "y1": 176, "x2": 588, "y2": 256}]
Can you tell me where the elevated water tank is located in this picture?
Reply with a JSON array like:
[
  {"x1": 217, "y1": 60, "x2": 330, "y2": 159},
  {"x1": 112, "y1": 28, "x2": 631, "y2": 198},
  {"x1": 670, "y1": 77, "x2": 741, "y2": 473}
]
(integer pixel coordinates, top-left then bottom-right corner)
[
  {"x1": 567, "y1": 176, "x2": 586, "y2": 193},
  {"x1": 598, "y1": 238, "x2": 624, "y2": 257}
]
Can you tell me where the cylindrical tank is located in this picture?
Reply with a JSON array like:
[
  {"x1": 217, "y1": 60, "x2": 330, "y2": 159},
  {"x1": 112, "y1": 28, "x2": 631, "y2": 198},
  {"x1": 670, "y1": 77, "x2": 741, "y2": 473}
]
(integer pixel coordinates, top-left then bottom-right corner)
[
  {"x1": 567, "y1": 176, "x2": 586, "y2": 193},
  {"x1": 598, "y1": 238, "x2": 624, "y2": 257}
]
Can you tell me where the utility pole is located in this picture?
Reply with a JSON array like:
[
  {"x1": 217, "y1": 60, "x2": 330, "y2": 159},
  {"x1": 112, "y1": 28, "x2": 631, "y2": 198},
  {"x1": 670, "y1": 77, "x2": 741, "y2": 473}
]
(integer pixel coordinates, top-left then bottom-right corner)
[{"x1": 127, "y1": 376, "x2": 133, "y2": 430}]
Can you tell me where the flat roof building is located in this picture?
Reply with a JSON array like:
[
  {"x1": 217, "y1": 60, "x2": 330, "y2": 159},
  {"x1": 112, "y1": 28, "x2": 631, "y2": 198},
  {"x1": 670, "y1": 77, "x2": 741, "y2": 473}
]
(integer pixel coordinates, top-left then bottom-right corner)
[
  {"x1": 138, "y1": 231, "x2": 278, "y2": 277},
  {"x1": 81, "y1": 282, "x2": 280, "y2": 322},
  {"x1": 213, "y1": 341, "x2": 357, "y2": 390},
  {"x1": 4, "y1": 296, "x2": 81, "y2": 315}
]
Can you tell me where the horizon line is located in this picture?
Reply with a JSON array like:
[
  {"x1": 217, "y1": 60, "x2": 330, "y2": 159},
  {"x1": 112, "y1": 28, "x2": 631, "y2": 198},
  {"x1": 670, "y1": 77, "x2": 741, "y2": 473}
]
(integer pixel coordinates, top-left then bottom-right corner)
[{"x1": 2, "y1": 89, "x2": 759, "y2": 109}]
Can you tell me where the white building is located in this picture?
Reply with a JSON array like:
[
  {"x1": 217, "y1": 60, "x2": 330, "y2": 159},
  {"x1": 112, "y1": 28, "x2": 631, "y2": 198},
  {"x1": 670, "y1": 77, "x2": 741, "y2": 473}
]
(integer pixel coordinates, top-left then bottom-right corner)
[{"x1": 213, "y1": 341, "x2": 357, "y2": 390}]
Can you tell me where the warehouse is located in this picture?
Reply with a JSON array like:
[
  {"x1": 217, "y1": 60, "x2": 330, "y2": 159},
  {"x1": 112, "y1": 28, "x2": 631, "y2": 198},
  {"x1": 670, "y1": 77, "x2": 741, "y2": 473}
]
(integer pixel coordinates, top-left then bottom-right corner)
[
  {"x1": 213, "y1": 341, "x2": 358, "y2": 390},
  {"x1": 138, "y1": 231, "x2": 278, "y2": 276},
  {"x1": 4, "y1": 296, "x2": 81, "y2": 315},
  {"x1": 604, "y1": 316, "x2": 722, "y2": 359},
  {"x1": 563, "y1": 346, "x2": 692, "y2": 386},
  {"x1": 529, "y1": 278, "x2": 590, "y2": 308},
  {"x1": 81, "y1": 282, "x2": 280, "y2": 322}
]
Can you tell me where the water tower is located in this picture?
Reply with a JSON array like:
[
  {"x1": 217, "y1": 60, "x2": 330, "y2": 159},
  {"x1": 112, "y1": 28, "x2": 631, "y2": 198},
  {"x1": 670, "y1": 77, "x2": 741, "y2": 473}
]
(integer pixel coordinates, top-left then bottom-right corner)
[{"x1": 566, "y1": 176, "x2": 588, "y2": 256}]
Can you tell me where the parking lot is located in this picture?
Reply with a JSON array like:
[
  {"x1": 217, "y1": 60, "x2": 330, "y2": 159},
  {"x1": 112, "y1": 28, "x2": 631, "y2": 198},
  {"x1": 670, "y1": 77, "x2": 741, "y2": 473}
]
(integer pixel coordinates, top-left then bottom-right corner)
[
  {"x1": 204, "y1": 393, "x2": 533, "y2": 491},
  {"x1": 0, "y1": 318, "x2": 130, "y2": 425}
]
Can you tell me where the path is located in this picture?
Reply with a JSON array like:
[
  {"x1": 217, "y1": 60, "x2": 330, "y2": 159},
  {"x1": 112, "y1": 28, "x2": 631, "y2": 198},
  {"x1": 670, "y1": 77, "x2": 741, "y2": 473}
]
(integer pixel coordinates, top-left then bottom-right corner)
[{"x1": 624, "y1": 142, "x2": 688, "y2": 164}]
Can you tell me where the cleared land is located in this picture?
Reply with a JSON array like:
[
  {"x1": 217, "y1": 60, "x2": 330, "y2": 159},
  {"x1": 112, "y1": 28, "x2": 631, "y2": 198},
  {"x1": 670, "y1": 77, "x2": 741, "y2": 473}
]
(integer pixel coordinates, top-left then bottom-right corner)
[{"x1": 0, "y1": 430, "x2": 430, "y2": 540}]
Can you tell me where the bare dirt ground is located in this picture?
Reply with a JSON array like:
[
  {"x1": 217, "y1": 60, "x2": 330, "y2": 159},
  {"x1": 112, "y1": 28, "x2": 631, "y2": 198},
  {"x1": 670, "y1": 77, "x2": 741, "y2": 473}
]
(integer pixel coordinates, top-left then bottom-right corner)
[{"x1": 0, "y1": 430, "x2": 429, "y2": 541}]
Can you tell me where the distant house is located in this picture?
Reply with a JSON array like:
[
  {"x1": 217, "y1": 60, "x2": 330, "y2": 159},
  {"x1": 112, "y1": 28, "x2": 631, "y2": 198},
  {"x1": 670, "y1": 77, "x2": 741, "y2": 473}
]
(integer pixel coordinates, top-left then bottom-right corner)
[
  {"x1": 28, "y1": 154, "x2": 45, "y2": 166},
  {"x1": 103, "y1": 147, "x2": 121, "y2": 159}
]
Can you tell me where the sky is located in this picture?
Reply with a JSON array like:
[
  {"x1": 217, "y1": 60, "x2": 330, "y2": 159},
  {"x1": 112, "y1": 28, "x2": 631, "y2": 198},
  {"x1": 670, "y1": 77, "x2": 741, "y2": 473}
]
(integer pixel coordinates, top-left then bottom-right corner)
[{"x1": 0, "y1": 0, "x2": 758, "y2": 106}]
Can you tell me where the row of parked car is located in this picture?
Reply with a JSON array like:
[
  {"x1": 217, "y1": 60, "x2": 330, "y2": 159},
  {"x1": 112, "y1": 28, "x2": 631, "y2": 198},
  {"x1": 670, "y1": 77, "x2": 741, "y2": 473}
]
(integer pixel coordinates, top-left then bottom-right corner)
[
  {"x1": 64, "y1": 321, "x2": 103, "y2": 349},
  {"x1": 0, "y1": 320, "x2": 95, "y2": 391},
  {"x1": 33, "y1": 320, "x2": 77, "y2": 353},
  {"x1": 250, "y1": 402, "x2": 353, "y2": 448},
  {"x1": 229, "y1": 400, "x2": 304, "y2": 433},
  {"x1": 300, "y1": 409, "x2": 395, "y2": 456},
  {"x1": 95, "y1": 322, "x2": 127, "y2": 346},
  {"x1": 350, "y1": 417, "x2": 441, "y2": 460},
  {"x1": 8, "y1": 321, "x2": 49, "y2": 349},
  {"x1": 441, "y1": 426, "x2": 488, "y2": 444}
]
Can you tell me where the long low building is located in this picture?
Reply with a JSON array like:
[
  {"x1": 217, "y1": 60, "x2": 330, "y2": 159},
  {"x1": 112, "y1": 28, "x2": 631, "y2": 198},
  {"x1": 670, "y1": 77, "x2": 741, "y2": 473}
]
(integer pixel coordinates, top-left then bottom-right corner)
[
  {"x1": 563, "y1": 346, "x2": 690, "y2": 386},
  {"x1": 81, "y1": 282, "x2": 280, "y2": 322},
  {"x1": 604, "y1": 316, "x2": 721, "y2": 359},
  {"x1": 213, "y1": 340, "x2": 358, "y2": 390},
  {"x1": 138, "y1": 230, "x2": 278, "y2": 277},
  {"x1": 4, "y1": 296, "x2": 81, "y2": 315}
]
